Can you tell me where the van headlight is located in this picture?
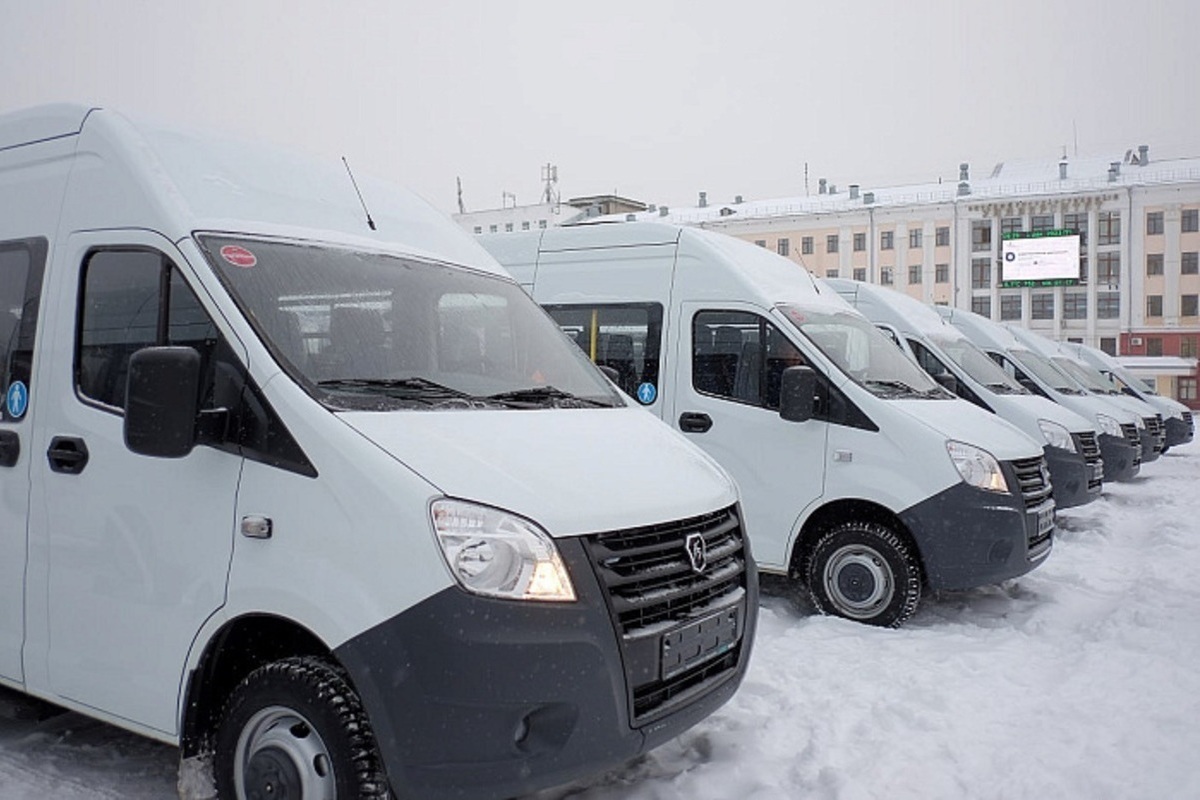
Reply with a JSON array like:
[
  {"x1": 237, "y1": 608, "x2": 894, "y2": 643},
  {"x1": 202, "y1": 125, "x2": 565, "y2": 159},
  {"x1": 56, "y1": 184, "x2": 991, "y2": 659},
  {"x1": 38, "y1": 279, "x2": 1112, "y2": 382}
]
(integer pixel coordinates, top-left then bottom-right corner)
[
  {"x1": 946, "y1": 441, "x2": 1009, "y2": 493},
  {"x1": 431, "y1": 499, "x2": 576, "y2": 602},
  {"x1": 1037, "y1": 420, "x2": 1076, "y2": 452},
  {"x1": 1095, "y1": 413, "x2": 1123, "y2": 438}
]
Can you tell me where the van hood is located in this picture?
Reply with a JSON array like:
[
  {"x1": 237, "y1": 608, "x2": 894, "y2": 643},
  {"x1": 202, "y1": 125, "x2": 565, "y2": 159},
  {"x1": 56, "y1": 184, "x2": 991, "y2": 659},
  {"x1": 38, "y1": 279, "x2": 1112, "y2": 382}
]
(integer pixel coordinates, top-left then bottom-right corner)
[
  {"x1": 337, "y1": 407, "x2": 737, "y2": 538},
  {"x1": 995, "y1": 393, "x2": 1097, "y2": 435},
  {"x1": 890, "y1": 398, "x2": 1042, "y2": 461}
]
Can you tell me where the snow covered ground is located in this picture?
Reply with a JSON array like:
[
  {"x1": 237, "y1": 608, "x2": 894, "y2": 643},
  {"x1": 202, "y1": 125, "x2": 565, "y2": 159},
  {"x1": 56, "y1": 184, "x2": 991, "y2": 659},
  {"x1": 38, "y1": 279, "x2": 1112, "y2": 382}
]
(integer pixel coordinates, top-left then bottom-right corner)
[{"x1": 2, "y1": 443, "x2": 1198, "y2": 799}]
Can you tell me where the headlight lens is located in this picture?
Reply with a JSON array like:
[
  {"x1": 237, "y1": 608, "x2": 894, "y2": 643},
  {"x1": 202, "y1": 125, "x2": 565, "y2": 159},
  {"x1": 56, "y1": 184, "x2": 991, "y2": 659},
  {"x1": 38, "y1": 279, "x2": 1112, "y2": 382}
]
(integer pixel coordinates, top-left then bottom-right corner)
[
  {"x1": 946, "y1": 440, "x2": 1009, "y2": 493},
  {"x1": 1038, "y1": 420, "x2": 1076, "y2": 452},
  {"x1": 431, "y1": 499, "x2": 576, "y2": 602},
  {"x1": 1095, "y1": 413, "x2": 1123, "y2": 437}
]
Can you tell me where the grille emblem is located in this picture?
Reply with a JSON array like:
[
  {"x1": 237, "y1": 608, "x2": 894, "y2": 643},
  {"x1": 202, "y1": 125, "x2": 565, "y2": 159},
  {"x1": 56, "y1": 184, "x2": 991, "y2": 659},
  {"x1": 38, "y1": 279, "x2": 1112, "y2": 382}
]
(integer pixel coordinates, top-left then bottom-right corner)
[{"x1": 685, "y1": 532, "x2": 708, "y2": 574}]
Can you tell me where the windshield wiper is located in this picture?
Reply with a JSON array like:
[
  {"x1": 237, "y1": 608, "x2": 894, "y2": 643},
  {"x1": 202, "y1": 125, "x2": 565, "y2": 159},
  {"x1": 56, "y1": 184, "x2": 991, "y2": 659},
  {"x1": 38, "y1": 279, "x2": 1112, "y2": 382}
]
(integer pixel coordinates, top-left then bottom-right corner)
[
  {"x1": 863, "y1": 380, "x2": 929, "y2": 398},
  {"x1": 986, "y1": 382, "x2": 1024, "y2": 395},
  {"x1": 317, "y1": 377, "x2": 474, "y2": 401},
  {"x1": 486, "y1": 385, "x2": 614, "y2": 408}
]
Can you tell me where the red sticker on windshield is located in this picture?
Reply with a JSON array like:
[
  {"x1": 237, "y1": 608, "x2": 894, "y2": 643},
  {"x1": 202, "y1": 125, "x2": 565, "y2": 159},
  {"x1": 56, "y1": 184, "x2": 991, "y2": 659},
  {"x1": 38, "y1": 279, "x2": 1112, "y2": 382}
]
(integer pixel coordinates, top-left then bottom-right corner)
[{"x1": 220, "y1": 245, "x2": 257, "y2": 268}]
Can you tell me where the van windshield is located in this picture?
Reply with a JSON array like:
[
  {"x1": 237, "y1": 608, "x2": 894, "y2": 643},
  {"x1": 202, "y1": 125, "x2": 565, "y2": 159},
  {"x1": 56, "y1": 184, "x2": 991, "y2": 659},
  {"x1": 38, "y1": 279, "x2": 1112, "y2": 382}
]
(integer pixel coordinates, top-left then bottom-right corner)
[
  {"x1": 1009, "y1": 349, "x2": 1085, "y2": 394},
  {"x1": 198, "y1": 235, "x2": 622, "y2": 411},
  {"x1": 779, "y1": 305, "x2": 946, "y2": 399},
  {"x1": 1051, "y1": 356, "x2": 1118, "y2": 394},
  {"x1": 929, "y1": 333, "x2": 1028, "y2": 394}
]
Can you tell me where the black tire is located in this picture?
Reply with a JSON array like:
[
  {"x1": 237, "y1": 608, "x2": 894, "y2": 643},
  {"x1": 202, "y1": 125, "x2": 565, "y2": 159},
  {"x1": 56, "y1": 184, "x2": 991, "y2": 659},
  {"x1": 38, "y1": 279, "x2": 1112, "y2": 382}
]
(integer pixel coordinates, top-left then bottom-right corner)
[
  {"x1": 215, "y1": 656, "x2": 391, "y2": 800},
  {"x1": 806, "y1": 521, "x2": 922, "y2": 628}
]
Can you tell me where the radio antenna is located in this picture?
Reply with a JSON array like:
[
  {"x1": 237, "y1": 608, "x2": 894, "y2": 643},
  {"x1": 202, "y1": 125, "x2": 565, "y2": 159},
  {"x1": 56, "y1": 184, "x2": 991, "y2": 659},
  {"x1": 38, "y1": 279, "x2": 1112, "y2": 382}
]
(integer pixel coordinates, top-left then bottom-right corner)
[{"x1": 342, "y1": 156, "x2": 376, "y2": 231}]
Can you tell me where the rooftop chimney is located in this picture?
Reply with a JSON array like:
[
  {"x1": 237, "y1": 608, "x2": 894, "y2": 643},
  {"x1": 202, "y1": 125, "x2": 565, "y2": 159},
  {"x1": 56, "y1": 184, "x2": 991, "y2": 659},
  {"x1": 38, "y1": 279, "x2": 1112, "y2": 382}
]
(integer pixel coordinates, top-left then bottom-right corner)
[
  {"x1": 863, "y1": 191, "x2": 875, "y2": 204},
  {"x1": 1138, "y1": 144, "x2": 1150, "y2": 166},
  {"x1": 734, "y1": 195, "x2": 744, "y2": 204},
  {"x1": 698, "y1": 191, "x2": 708, "y2": 208},
  {"x1": 957, "y1": 181, "x2": 971, "y2": 197},
  {"x1": 849, "y1": 184, "x2": 860, "y2": 200},
  {"x1": 828, "y1": 184, "x2": 837, "y2": 194},
  {"x1": 819, "y1": 178, "x2": 828, "y2": 195},
  {"x1": 1059, "y1": 159, "x2": 1068, "y2": 180},
  {"x1": 1109, "y1": 162, "x2": 1120, "y2": 182},
  {"x1": 659, "y1": 206, "x2": 669, "y2": 217},
  {"x1": 959, "y1": 162, "x2": 970, "y2": 182},
  {"x1": 625, "y1": 213, "x2": 636, "y2": 222}
]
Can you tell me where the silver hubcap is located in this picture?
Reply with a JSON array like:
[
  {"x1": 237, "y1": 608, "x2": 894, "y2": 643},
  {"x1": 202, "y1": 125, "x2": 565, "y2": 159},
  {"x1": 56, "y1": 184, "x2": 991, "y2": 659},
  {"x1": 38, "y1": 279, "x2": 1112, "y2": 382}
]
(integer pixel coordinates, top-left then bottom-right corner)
[
  {"x1": 235, "y1": 706, "x2": 336, "y2": 800},
  {"x1": 822, "y1": 544, "x2": 895, "y2": 620}
]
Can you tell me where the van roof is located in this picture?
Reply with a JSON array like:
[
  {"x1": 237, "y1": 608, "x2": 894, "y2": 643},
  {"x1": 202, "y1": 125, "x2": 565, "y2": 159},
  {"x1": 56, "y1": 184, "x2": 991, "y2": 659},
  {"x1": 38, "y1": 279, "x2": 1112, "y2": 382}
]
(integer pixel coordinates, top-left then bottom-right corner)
[
  {"x1": 824, "y1": 279, "x2": 962, "y2": 338},
  {"x1": 935, "y1": 305, "x2": 1026, "y2": 353},
  {"x1": 0, "y1": 104, "x2": 503, "y2": 276}
]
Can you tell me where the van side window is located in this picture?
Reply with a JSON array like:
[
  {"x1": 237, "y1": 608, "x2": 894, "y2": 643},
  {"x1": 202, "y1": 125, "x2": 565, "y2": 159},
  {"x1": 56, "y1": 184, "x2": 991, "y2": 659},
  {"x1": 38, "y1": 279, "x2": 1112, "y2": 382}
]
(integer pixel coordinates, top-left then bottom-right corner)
[
  {"x1": 0, "y1": 238, "x2": 47, "y2": 423},
  {"x1": 543, "y1": 303, "x2": 662, "y2": 399},
  {"x1": 692, "y1": 310, "x2": 805, "y2": 410}
]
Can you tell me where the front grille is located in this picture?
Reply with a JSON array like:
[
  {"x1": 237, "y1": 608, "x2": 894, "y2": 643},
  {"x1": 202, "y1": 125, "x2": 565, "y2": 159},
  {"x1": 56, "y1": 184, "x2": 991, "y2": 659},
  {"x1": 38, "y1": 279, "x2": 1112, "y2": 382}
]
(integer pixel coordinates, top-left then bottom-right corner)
[
  {"x1": 1145, "y1": 415, "x2": 1165, "y2": 454},
  {"x1": 1121, "y1": 423, "x2": 1142, "y2": 467},
  {"x1": 1009, "y1": 456, "x2": 1054, "y2": 559},
  {"x1": 583, "y1": 505, "x2": 748, "y2": 724},
  {"x1": 1074, "y1": 430, "x2": 1104, "y2": 491},
  {"x1": 1184, "y1": 411, "x2": 1194, "y2": 433}
]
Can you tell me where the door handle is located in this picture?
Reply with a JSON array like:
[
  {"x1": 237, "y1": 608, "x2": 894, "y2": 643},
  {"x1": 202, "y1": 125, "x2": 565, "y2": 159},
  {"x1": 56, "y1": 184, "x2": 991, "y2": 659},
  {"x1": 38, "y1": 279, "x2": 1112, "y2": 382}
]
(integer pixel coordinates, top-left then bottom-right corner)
[
  {"x1": 678, "y1": 412, "x2": 713, "y2": 434},
  {"x1": 0, "y1": 430, "x2": 18, "y2": 468},
  {"x1": 47, "y1": 436, "x2": 89, "y2": 474}
]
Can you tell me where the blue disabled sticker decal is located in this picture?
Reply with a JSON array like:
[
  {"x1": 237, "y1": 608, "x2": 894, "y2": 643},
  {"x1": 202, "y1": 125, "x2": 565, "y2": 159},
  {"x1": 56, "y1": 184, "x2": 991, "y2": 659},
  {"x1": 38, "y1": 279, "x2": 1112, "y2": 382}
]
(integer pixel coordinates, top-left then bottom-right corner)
[
  {"x1": 636, "y1": 382, "x2": 657, "y2": 405},
  {"x1": 6, "y1": 381, "x2": 28, "y2": 419}
]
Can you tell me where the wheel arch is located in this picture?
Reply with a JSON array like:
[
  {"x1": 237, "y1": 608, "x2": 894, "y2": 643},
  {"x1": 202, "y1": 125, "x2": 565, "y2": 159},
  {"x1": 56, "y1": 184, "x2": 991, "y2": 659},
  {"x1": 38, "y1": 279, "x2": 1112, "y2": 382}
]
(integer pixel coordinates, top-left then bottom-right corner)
[
  {"x1": 180, "y1": 613, "x2": 331, "y2": 758},
  {"x1": 789, "y1": 498, "x2": 925, "y2": 584}
]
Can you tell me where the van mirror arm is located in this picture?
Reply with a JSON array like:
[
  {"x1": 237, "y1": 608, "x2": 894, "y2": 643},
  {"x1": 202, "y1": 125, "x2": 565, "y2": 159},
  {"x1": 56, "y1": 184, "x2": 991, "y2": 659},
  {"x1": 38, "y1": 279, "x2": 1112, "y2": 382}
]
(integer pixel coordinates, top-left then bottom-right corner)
[
  {"x1": 779, "y1": 366, "x2": 817, "y2": 423},
  {"x1": 196, "y1": 407, "x2": 232, "y2": 444}
]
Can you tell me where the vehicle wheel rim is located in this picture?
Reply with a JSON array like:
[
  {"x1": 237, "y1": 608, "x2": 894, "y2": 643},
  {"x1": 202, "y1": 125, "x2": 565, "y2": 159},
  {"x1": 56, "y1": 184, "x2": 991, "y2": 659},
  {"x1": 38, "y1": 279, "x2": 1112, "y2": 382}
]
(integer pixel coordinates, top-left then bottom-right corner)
[
  {"x1": 235, "y1": 705, "x2": 336, "y2": 800},
  {"x1": 822, "y1": 544, "x2": 894, "y2": 620}
]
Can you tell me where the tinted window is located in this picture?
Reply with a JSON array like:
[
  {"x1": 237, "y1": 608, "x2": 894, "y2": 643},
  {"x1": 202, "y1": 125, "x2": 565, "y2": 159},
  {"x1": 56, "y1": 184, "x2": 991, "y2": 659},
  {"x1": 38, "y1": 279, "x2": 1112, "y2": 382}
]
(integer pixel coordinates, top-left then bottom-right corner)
[
  {"x1": 0, "y1": 239, "x2": 47, "y2": 422},
  {"x1": 544, "y1": 303, "x2": 662, "y2": 401},
  {"x1": 692, "y1": 310, "x2": 805, "y2": 410}
]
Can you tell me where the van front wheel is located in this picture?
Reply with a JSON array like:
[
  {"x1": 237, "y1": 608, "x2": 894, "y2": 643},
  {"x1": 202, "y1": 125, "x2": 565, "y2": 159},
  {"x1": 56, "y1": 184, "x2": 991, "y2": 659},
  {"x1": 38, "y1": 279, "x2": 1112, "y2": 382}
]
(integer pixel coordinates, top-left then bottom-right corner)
[
  {"x1": 806, "y1": 522, "x2": 921, "y2": 627},
  {"x1": 215, "y1": 656, "x2": 391, "y2": 800}
]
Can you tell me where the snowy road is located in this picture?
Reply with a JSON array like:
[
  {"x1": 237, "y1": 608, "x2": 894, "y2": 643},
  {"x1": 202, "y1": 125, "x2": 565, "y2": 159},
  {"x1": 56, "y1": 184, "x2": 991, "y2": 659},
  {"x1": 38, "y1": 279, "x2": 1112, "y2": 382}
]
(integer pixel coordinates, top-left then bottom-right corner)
[{"x1": 2, "y1": 445, "x2": 1198, "y2": 799}]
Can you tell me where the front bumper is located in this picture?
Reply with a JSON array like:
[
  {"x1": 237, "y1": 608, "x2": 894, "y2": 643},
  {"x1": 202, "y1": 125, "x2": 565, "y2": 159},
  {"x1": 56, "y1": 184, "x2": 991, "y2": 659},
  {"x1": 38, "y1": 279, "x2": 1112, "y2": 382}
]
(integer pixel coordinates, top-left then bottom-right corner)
[
  {"x1": 898, "y1": 480, "x2": 1054, "y2": 591},
  {"x1": 1043, "y1": 445, "x2": 1102, "y2": 509},
  {"x1": 1100, "y1": 433, "x2": 1140, "y2": 481},
  {"x1": 1165, "y1": 415, "x2": 1194, "y2": 448},
  {"x1": 335, "y1": 536, "x2": 756, "y2": 800}
]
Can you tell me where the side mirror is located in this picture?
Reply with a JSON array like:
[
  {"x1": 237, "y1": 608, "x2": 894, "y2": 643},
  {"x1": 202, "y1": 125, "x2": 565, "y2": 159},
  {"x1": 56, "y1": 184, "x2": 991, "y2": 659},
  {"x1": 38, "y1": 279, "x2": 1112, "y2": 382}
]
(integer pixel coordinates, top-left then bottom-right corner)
[
  {"x1": 934, "y1": 372, "x2": 959, "y2": 394},
  {"x1": 779, "y1": 366, "x2": 817, "y2": 423},
  {"x1": 124, "y1": 346, "x2": 201, "y2": 458}
]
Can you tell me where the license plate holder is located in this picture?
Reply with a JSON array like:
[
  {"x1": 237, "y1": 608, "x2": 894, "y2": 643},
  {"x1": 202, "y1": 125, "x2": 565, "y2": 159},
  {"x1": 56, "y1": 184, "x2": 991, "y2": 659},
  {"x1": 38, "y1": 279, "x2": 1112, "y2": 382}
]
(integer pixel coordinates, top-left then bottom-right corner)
[{"x1": 660, "y1": 605, "x2": 741, "y2": 680}]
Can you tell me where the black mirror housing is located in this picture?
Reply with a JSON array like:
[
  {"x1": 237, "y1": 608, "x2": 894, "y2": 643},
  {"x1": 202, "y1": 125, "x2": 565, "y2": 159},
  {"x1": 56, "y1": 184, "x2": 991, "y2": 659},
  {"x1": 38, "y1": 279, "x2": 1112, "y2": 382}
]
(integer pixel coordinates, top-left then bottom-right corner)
[
  {"x1": 779, "y1": 366, "x2": 817, "y2": 423},
  {"x1": 934, "y1": 372, "x2": 958, "y2": 394},
  {"x1": 124, "y1": 346, "x2": 201, "y2": 458}
]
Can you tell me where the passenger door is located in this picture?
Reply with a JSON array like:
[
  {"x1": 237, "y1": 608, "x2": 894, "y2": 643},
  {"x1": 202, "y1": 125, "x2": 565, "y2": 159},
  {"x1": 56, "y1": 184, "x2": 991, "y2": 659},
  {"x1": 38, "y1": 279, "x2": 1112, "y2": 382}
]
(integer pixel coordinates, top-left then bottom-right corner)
[
  {"x1": 0, "y1": 238, "x2": 47, "y2": 683},
  {"x1": 25, "y1": 232, "x2": 243, "y2": 735},
  {"x1": 672, "y1": 303, "x2": 828, "y2": 570}
]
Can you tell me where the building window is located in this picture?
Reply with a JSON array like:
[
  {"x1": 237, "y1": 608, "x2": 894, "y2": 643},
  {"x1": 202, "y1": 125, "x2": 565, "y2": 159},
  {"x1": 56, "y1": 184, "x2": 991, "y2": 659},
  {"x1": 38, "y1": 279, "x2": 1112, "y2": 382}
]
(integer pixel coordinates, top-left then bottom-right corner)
[
  {"x1": 1180, "y1": 376, "x2": 1197, "y2": 401},
  {"x1": 1032, "y1": 293, "x2": 1055, "y2": 320},
  {"x1": 1146, "y1": 253, "x2": 1164, "y2": 276},
  {"x1": 1183, "y1": 252, "x2": 1199, "y2": 275},
  {"x1": 826, "y1": 269, "x2": 840, "y2": 278},
  {"x1": 972, "y1": 220, "x2": 992, "y2": 252},
  {"x1": 1147, "y1": 337, "x2": 1163, "y2": 356},
  {"x1": 971, "y1": 257, "x2": 991, "y2": 289},
  {"x1": 521, "y1": 221, "x2": 531, "y2": 231},
  {"x1": 1097, "y1": 211, "x2": 1120, "y2": 245},
  {"x1": 1078, "y1": 253, "x2": 1089, "y2": 284},
  {"x1": 971, "y1": 296, "x2": 992, "y2": 318},
  {"x1": 473, "y1": 226, "x2": 483, "y2": 234},
  {"x1": 1097, "y1": 252, "x2": 1121, "y2": 285},
  {"x1": 935, "y1": 226, "x2": 950, "y2": 247},
  {"x1": 801, "y1": 236, "x2": 813, "y2": 255},
  {"x1": 935, "y1": 263, "x2": 949, "y2": 283},
  {"x1": 1097, "y1": 292, "x2": 1120, "y2": 319},
  {"x1": 1063, "y1": 212, "x2": 1088, "y2": 246},
  {"x1": 1063, "y1": 292, "x2": 1088, "y2": 320},
  {"x1": 1183, "y1": 294, "x2": 1199, "y2": 317},
  {"x1": 1001, "y1": 217, "x2": 1023, "y2": 237},
  {"x1": 853, "y1": 232, "x2": 866, "y2": 252},
  {"x1": 1100, "y1": 337, "x2": 1117, "y2": 356},
  {"x1": 505, "y1": 222, "x2": 514, "y2": 232},
  {"x1": 1147, "y1": 295, "x2": 1163, "y2": 317},
  {"x1": 1182, "y1": 337, "x2": 1198, "y2": 358},
  {"x1": 1000, "y1": 294, "x2": 1022, "y2": 321},
  {"x1": 778, "y1": 238, "x2": 790, "y2": 257},
  {"x1": 826, "y1": 234, "x2": 839, "y2": 253},
  {"x1": 880, "y1": 266, "x2": 894, "y2": 285},
  {"x1": 1031, "y1": 214, "x2": 1055, "y2": 232},
  {"x1": 489, "y1": 224, "x2": 498, "y2": 233},
  {"x1": 754, "y1": 240, "x2": 767, "y2": 248},
  {"x1": 853, "y1": 267, "x2": 867, "y2": 281},
  {"x1": 908, "y1": 265, "x2": 921, "y2": 284},
  {"x1": 538, "y1": 219, "x2": 548, "y2": 229},
  {"x1": 1146, "y1": 211, "x2": 1164, "y2": 235},
  {"x1": 909, "y1": 229, "x2": 923, "y2": 249},
  {"x1": 881, "y1": 231, "x2": 894, "y2": 250},
  {"x1": 1183, "y1": 209, "x2": 1199, "y2": 233}
]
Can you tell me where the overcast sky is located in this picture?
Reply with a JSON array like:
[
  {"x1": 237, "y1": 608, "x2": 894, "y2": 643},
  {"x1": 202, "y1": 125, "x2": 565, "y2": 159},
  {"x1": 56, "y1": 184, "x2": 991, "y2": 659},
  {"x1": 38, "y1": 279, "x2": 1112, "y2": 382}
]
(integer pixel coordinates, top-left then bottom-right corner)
[{"x1": 3, "y1": 0, "x2": 1198, "y2": 215}]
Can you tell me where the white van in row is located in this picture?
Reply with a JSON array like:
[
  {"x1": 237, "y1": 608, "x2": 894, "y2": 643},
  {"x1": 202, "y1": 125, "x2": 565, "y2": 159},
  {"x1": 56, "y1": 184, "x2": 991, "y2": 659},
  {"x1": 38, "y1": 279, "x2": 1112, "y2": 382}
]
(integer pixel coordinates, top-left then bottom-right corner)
[
  {"x1": 827, "y1": 279, "x2": 1103, "y2": 509},
  {"x1": 0, "y1": 105, "x2": 756, "y2": 799},
  {"x1": 481, "y1": 222, "x2": 1056, "y2": 628},
  {"x1": 1060, "y1": 342, "x2": 1194, "y2": 451},
  {"x1": 936, "y1": 306, "x2": 1143, "y2": 482}
]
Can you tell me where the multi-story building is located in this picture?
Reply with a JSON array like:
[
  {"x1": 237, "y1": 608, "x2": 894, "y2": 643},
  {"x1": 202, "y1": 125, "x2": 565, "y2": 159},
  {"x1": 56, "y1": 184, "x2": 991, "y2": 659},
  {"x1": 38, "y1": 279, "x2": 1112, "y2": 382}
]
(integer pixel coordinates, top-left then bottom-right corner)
[{"x1": 613, "y1": 147, "x2": 1200, "y2": 406}]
